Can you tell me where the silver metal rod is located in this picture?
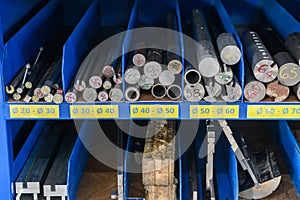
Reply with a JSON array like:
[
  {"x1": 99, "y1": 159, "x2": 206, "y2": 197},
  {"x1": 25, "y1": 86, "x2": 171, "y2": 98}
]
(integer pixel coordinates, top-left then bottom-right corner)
[
  {"x1": 216, "y1": 33, "x2": 241, "y2": 65},
  {"x1": 158, "y1": 70, "x2": 175, "y2": 86},
  {"x1": 184, "y1": 65, "x2": 201, "y2": 86},
  {"x1": 167, "y1": 85, "x2": 182, "y2": 100},
  {"x1": 144, "y1": 61, "x2": 162, "y2": 79},
  {"x1": 138, "y1": 74, "x2": 154, "y2": 90},
  {"x1": 124, "y1": 66, "x2": 141, "y2": 85},
  {"x1": 151, "y1": 84, "x2": 167, "y2": 99},
  {"x1": 65, "y1": 89, "x2": 78, "y2": 104},
  {"x1": 21, "y1": 64, "x2": 31, "y2": 86},
  {"x1": 184, "y1": 83, "x2": 205, "y2": 102},
  {"x1": 82, "y1": 87, "x2": 97, "y2": 102},
  {"x1": 203, "y1": 78, "x2": 222, "y2": 102},
  {"x1": 132, "y1": 42, "x2": 146, "y2": 67},
  {"x1": 221, "y1": 76, "x2": 242, "y2": 102},
  {"x1": 242, "y1": 31, "x2": 278, "y2": 83},
  {"x1": 191, "y1": 9, "x2": 220, "y2": 78},
  {"x1": 98, "y1": 90, "x2": 109, "y2": 102},
  {"x1": 13, "y1": 93, "x2": 21, "y2": 101},
  {"x1": 109, "y1": 85, "x2": 123, "y2": 102},
  {"x1": 125, "y1": 86, "x2": 140, "y2": 102},
  {"x1": 266, "y1": 80, "x2": 290, "y2": 102},
  {"x1": 53, "y1": 93, "x2": 63, "y2": 104},
  {"x1": 89, "y1": 75, "x2": 103, "y2": 89},
  {"x1": 293, "y1": 83, "x2": 300, "y2": 100},
  {"x1": 214, "y1": 63, "x2": 233, "y2": 85}
]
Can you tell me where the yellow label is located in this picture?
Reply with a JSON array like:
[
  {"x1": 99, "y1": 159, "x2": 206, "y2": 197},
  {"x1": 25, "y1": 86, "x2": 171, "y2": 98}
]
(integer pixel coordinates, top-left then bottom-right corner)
[
  {"x1": 10, "y1": 105, "x2": 59, "y2": 118},
  {"x1": 190, "y1": 105, "x2": 239, "y2": 119},
  {"x1": 130, "y1": 104, "x2": 179, "y2": 118},
  {"x1": 70, "y1": 105, "x2": 118, "y2": 118},
  {"x1": 248, "y1": 105, "x2": 300, "y2": 119}
]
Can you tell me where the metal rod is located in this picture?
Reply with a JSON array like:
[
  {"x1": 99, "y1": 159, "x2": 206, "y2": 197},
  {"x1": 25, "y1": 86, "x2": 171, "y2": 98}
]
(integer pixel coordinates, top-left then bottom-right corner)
[
  {"x1": 109, "y1": 85, "x2": 123, "y2": 102},
  {"x1": 151, "y1": 84, "x2": 167, "y2": 99},
  {"x1": 21, "y1": 63, "x2": 31, "y2": 86},
  {"x1": 242, "y1": 31, "x2": 278, "y2": 83},
  {"x1": 203, "y1": 77, "x2": 222, "y2": 102},
  {"x1": 293, "y1": 83, "x2": 300, "y2": 100},
  {"x1": 125, "y1": 86, "x2": 140, "y2": 102},
  {"x1": 159, "y1": 70, "x2": 175, "y2": 86},
  {"x1": 124, "y1": 66, "x2": 141, "y2": 85},
  {"x1": 285, "y1": 32, "x2": 300, "y2": 66},
  {"x1": 138, "y1": 74, "x2": 154, "y2": 90},
  {"x1": 113, "y1": 57, "x2": 123, "y2": 85},
  {"x1": 244, "y1": 58, "x2": 266, "y2": 102},
  {"x1": 132, "y1": 42, "x2": 146, "y2": 67},
  {"x1": 191, "y1": 9, "x2": 220, "y2": 78},
  {"x1": 266, "y1": 80, "x2": 290, "y2": 102},
  {"x1": 82, "y1": 87, "x2": 98, "y2": 102},
  {"x1": 98, "y1": 89, "x2": 109, "y2": 102},
  {"x1": 184, "y1": 65, "x2": 201, "y2": 86},
  {"x1": 259, "y1": 28, "x2": 300, "y2": 86},
  {"x1": 13, "y1": 93, "x2": 22, "y2": 101},
  {"x1": 6, "y1": 65, "x2": 28, "y2": 94},
  {"x1": 214, "y1": 63, "x2": 233, "y2": 85},
  {"x1": 166, "y1": 12, "x2": 182, "y2": 75},
  {"x1": 167, "y1": 84, "x2": 182, "y2": 100},
  {"x1": 184, "y1": 83, "x2": 205, "y2": 102},
  {"x1": 102, "y1": 78, "x2": 113, "y2": 90},
  {"x1": 144, "y1": 47, "x2": 163, "y2": 79},
  {"x1": 41, "y1": 58, "x2": 62, "y2": 95},
  {"x1": 221, "y1": 76, "x2": 242, "y2": 102}
]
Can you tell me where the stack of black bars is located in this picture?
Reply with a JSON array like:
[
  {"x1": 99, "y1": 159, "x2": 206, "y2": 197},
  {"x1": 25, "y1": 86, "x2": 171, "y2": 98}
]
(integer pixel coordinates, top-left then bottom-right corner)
[
  {"x1": 243, "y1": 27, "x2": 300, "y2": 102},
  {"x1": 183, "y1": 9, "x2": 242, "y2": 103},
  {"x1": 5, "y1": 47, "x2": 64, "y2": 104},
  {"x1": 15, "y1": 122, "x2": 76, "y2": 200}
]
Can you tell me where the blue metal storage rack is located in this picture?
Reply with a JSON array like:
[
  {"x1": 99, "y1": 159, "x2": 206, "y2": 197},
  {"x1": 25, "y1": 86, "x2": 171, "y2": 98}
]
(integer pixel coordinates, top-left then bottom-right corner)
[{"x1": 0, "y1": 0, "x2": 299, "y2": 199}]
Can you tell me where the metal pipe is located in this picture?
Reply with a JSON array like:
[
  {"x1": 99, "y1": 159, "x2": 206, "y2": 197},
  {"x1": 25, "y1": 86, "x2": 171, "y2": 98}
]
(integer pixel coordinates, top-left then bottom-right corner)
[
  {"x1": 82, "y1": 87, "x2": 97, "y2": 102},
  {"x1": 184, "y1": 65, "x2": 201, "y2": 86},
  {"x1": 244, "y1": 60, "x2": 266, "y2": 102},
  {"x1": 221, "y1": 76, "x2": 242, "y2": 102},
  {"x1": 159, "y1": 70, "x2": 175, "y2": 86},
  {"x1": 260, "y1": 28, "x2": 300, "y2": 86},
  {"x1": 138, "y1": 74, "x2": 154, "y2": 90},
  {"x1": 151, "y1": 84, "x2": 167, "y2": 99},
  {"x1": 167, "y1": 84, "x2": 182, "y2": 100},
  {"x1": 285, "y1": 32, "x2": 300, "y2": 66},
  {"x1": 191, "y1": 9, "x2": 220, "y2": 78},
  {"x1": 125, "y1": 86, "x2": 140, "y2": 102},
  {"x1": 242, "y1": 31, "x2": 278, "y2": 83},
  {"x1": 214, "y1": 63, "x2": 233, "y2": 85},
  {"x1": 266, "y1": 80, "x2": 290, "y2": 102},
  {"x1": 184, "y1": 83, "x2": 205, "y2": 102}
]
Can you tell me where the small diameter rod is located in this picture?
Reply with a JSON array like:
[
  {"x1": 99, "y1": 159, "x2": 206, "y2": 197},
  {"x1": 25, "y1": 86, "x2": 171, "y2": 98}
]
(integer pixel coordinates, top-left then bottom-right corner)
[
  {"x1": 266, "y1": 80, "x2": 290, "y2": 102},
  {"x1": 221, "y1": 75, "x2": 242, "y2": 102}
]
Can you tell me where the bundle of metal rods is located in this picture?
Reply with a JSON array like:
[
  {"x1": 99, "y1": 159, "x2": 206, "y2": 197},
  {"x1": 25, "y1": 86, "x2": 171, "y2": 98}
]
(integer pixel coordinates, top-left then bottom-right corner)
[
  {"x1": 65, "y1": 30, "x2": 124, "y2": 103},
  {"x1": 124, "y1": 12, "x2": 183, "y2": 102},
  {"x1": 184, "y1": 9, "x2": 242, "y2": 102},
  {"x1": 242, "y1": 28, "x2": 300, "y2": 102},
  {"x1": 5, "y1": 47, "x2": 64, "y2": 104}
]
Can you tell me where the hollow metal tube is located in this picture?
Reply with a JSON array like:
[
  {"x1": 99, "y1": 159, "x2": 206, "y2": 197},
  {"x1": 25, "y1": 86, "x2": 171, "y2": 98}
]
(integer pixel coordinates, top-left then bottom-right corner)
[
  {"x1": 167, "y1": 84, "x2": 182, "y2": 100},
  {"x1": 151, "y1": 84, "x2": 167, "y2": 99},
  {"x1": 125, "y1": 86, "x2": 140, "y2": 102}
]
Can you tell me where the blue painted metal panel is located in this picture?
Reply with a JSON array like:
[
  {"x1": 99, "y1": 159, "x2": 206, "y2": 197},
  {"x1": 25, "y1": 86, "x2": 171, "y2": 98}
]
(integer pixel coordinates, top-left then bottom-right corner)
[
  {"x1": 269, "y1": 120, "x2": 300, "y2": 197},
  {"x1": 67, "y1": 121, "x2": 89, "y2": 200},
  {"x1": 276, "y1": 0, "x2": 300, "y2": 23}
]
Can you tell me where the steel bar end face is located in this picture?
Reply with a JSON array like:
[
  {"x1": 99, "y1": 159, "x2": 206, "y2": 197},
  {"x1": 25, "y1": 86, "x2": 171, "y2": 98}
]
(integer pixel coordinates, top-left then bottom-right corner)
[
  {"x1": 44, "y1": 94, "x2": 53, "y2": 102},
  {"x1": 39, "y1": 46, "x2": 44, "y2": 51},
  {"x1": 41, "y1": 86, "x2": 51, "y2": 95},
  {"x1": 277, "y1": 63, "x2": 300, "y2": 86},
  {"x1": 184, "y1": 84, "x2": 205, "y2": 102},
  {"x1": 167, "y1": 59, "x2": 182, "y2": 74},
  {"x1": 103, "y1": 80, "x2": 112, "y2": 90},
  {"x1": 138, "y1": 75, "x2": 154, "y2": 90},
  {"x1": 102, "y1": 65, "x2": 115, "y2": 78},
  {"x1": 113, "y1": 74, "x2": 122, "y2": 85},
  {"x1": 133, "y1": 53, "x2": 146, "y2": 67},
  {"x1": 16, "y1": 87, "x2": 23, "y2": 94},
  {"x1": 221, "y1": 45, "x2": 241, "y2": 66},
  {"x1": 83, "y1": 88, "x2": 97, "y2": 102},
  {"x1": 198, "y1": 57, "x2": 220, "y2": 78},
  {"x1": 221, "y1": 84, "x2": 242, "y2": 102},
  {"x1": 151, "y1": 84, "x2": 167, "y2": 99},
  {"x1": 144, "y1": 61, "x2": 162, "y2": 79},
  {"x1": 239, "y1": 176, "x2": 281, "y2": 200},
  {"x1": 24, "y1": 95, "x2": 32, "y2": 103},
  {"x1": 215, "y1": 70, "x2": 233, "y2": 85},
  {"x1": 74, "y1": 80, "x2": 86, "y2": 92},
  {"x1": 253, "y1": 60, "x2": 278, "y2": 83},
  {"x1": 31, "y1": 95, "x2": 40, "y2": 102},
  {"x1": 5, "y1": 85, "x2": 14, "y2": 94},
  {"x1": 53, "y1": 94, "x2": 63, "y2": 104},
  {"x1": 159, "y1": 70, "x2": 175, "y2": 86},
  {"x1": 34, "y1": 88, "x2": 44, "y2": 99},
  {"x1": 25, "y1": 81, "x2": 32, "y2": 89},
  {"x1": 98, "y1": 91, "x2": 109, "y2": 102},
  {"x1": 65, "y1": 92, "x2": 77, "y2": 104},
  {"x1": 184, "y1": 69, "x2": 201, "y2": 86},
  {"x1": 89, "y1": 75, "x2": 102, "y2": 89},
  {"x1": 244, "y1": 81, "x2": 266, "y2": 102},
  {"x1": 294, "y1": 84, "x2": 300, "y2": 100},
  {"x1": 267, "y1": 81, "x2": 290, "y2": 102},
  {"x1": 125, "y1": 87, "x2": 140, "y2": 102},
  {"x1": 109, "y1": 88, "x2": 123, "y2": 102},
  {"x1": 13, "y1": 93, "x2": 21, "y2": 101},
  {"x1": 167, "y1": 85, "x2": 182, "y2": 100},
  {"x1": 124, "y1": 68, "x2": 141, "y2": 85}
]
